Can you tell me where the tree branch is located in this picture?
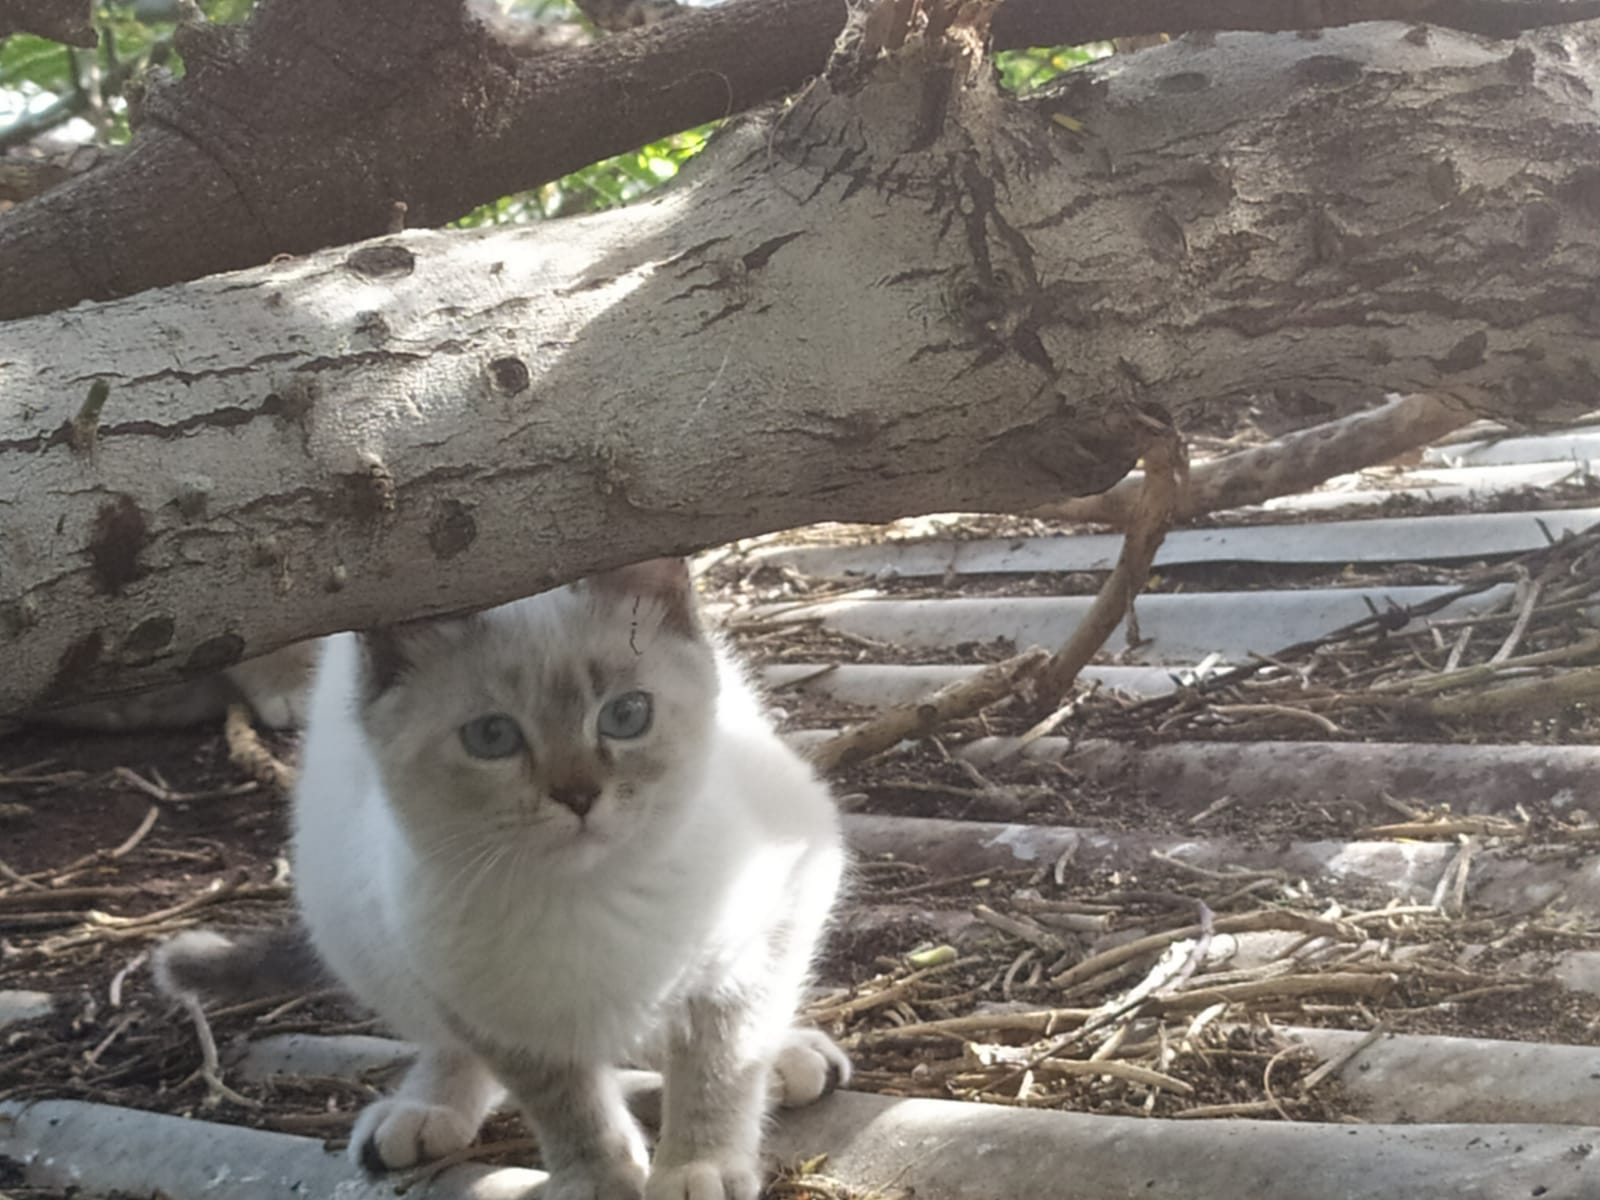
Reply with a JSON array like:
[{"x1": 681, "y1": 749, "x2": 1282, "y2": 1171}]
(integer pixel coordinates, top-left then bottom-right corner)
[
  {"x1": 0, "y1": 0, "x2": 95, "y2": 47},
  {"x1": 1031, "y1": 394, "x2": 1476, "y2": 527},
  {"x1": 2, "y1": 0, "x2": 1597, "y2": 320},
  {"x1": 991, "y1": 0, "x2": 1600, "y2": 45},
  {"x1": 3, "y1": 19, "x2": 1598, "y2": 715}
]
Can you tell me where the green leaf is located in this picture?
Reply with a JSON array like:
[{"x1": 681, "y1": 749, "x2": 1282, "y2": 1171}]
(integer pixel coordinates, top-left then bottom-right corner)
[
  {"x1": 0, "y1": 36, "x2": 73, "y2": 90},
  {"x1": 995, "y1": 42, "x2": 1112, "y2": 94}
]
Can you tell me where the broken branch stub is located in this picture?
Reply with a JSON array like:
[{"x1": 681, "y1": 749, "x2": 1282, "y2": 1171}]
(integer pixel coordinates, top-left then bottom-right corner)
[{"x1": 1031, "y1": 393, "x2": 1477, "y2": 528}]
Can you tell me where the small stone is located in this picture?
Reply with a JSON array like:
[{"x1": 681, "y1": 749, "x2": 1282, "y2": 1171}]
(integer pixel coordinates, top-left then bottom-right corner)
[{"x1": 0, "y1": 990, "x2": 54, "y2": 1031}]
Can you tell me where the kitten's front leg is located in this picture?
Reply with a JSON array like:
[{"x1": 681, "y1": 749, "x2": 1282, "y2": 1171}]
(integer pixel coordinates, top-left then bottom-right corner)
[
  {"x1": 647, "y1": 997, "x2": 773, "y2": 1200},
  {"x1": 491, "y1": 1055, "x2": 648, "y2": 1200}
]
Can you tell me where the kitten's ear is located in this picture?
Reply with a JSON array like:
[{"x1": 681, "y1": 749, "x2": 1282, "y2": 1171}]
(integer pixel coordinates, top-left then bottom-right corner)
[
  {"x1": 358, "y1": 626, "x2": 413, "y2": 697},
  {"x1": 357, "y1": 617, "x2": 458, "y2": 697},
  {"x1": 584, "y1": 557, "x2": 699, "y2": 637}
]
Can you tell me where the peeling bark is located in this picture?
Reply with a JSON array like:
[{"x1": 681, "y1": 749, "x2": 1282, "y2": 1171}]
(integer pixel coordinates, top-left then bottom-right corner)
[{"x1": 3, "y1": 21, "x2": 1600, "y2": 714}]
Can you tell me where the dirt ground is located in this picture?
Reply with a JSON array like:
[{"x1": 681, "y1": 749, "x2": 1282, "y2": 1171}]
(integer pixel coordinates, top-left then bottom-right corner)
[{"x1": 3, "y1": 484, "x2": 1600, "y2": 1197}]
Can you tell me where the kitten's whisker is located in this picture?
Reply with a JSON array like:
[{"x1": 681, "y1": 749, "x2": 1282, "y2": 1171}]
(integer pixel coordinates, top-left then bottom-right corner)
[
  {"x1": 436, "y1": 840, "x2": 504, "y2": 898},
  {"x1": 416, "y1": 823, "x2": 509, "y2": 870},
  {"x1": 415, "y1": 825, "x2": 491, "y2": 858},
  {"x1": 461, "y1": 843, "x2": 516, "y2": 907}
]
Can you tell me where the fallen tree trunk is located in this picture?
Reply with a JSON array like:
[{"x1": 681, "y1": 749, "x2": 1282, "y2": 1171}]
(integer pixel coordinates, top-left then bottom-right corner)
[
  {"x1": 3, "y1": 20, "x2": 1600, "y2": 715},
  {"x1": 4, "y1": 0, "x2": 1600, "y2": 319}
]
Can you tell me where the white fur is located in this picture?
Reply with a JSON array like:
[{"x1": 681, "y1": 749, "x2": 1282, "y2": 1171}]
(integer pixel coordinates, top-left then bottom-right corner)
[
  {"x1": 148, "y1": 929, "x2": 233, "y2": 998},
  {"x1": 772, "y1": 1027, "x2": 852, "y2": 1107},
  {"x1": 290, "y1": 577, "x2": 844, "y2": 1192}
]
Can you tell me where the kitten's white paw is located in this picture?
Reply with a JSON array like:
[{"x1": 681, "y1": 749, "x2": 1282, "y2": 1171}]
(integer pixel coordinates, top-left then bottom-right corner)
[
  {"x1": 645, "y1": 1157, "x2": 759, "y2": 1200},
  {"x1": 536, "y1": 1159, "x2": 647, "y2": 1200},
  {"x1": 772, "y1": 1027, "x2": 851, "y2": 1108},
  {"x1": 350, "y1": 1097, "x2": 476, "y2": 1172}
]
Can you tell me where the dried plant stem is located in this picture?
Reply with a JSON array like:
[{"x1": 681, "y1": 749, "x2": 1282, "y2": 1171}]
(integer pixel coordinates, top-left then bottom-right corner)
[
  {"x1": 1362, "y1": 632, "x2": 1600, "y2": 698},
  {"x1": 805, "y1": 957, "x2": 974, "y2": 1024},
  {"x1": 1361, "y1": 816, "x2": 1521, "y2": 839},
  {"x1": 179, "y1": 993, "x2": 261, "y2": 1110},
  {"x1": 1050, "y1": 911, "x2": 1354, "y2": 990},
  {"x1": 1157, "y1": 971, "x2": 1397, "y2": 1012},
  {"x1": 113, "y1": 765, "x2": 260, "y2": 805},
  {"x1": 853, "y1": 1008, "x2": 1094, "y2": 1043},
  {"x1": 1421, "y1": 662, "x2": 1600, "y2": 718}
]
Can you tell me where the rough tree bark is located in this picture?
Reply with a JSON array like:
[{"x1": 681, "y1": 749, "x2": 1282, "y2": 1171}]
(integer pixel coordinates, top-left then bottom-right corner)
[
  {"x1": 3, "y1": 18, "x2": 1600, "y2": 715},
  {"x1": 2, "y1": 0, "x2": 1600, "y2": 319},
  {"x1": 0, "y1": 0, "x2": 95, "y2": 46}
]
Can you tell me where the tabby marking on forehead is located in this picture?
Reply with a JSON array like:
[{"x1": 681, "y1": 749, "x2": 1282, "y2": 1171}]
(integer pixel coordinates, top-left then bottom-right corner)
[{"x1": 544, "y1": 663, "x2": 587, "y2": 723}]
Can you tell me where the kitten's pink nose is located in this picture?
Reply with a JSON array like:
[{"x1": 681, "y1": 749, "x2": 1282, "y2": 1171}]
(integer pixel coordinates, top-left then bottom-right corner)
[{"x1": 550, "y1": 786, "x2": 598, "y2": 818}]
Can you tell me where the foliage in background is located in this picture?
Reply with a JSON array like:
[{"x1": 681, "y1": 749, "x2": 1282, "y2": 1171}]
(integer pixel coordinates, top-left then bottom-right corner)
[
  {"x1": 3, "y1": 1, "x2": 1105, "y2": 221},
  {"x1": 994, "y1": 42, "x2": 1111, "y2": 92},
  {"x1": 452, "y1": 123, "x2": 715, "y2": 226}
]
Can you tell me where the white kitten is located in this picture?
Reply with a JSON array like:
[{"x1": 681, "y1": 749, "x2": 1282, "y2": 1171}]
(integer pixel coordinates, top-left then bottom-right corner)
[{"x1": 155, "y1": 560, "x2": 847, "y2": 1200}]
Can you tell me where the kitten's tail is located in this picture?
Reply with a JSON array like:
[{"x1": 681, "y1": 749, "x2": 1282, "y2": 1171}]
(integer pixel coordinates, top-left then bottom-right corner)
[{"x1": 152, "y1": 925, "x2": 327, "y2": 1003}]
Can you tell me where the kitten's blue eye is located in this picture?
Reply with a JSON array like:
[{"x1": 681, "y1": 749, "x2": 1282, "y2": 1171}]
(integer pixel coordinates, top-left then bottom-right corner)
[
  {"x1": 597, "y1": 691, "x2": 652, "y2": 740},
  {"x1": 459, "y1": 713, "x2": 526, "y2": 759}
]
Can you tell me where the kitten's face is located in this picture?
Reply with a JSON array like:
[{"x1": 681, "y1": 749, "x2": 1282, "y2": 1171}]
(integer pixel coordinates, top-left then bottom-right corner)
[{"x1": 358, "y1": 564, "x2": 718, "y2": 877}]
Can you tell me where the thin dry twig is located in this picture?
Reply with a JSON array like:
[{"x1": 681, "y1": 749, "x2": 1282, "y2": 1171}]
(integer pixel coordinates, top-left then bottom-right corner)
[
  {"x1": 994, "y1": 681, "x2": 1100, "y2": 764},
  {"x1": 1152, "y1": 971, "x2": 1398, "y2": 1012},
  {"x1": 852, "y1": 1008, "x2": 1094, "y2": 1044},
  {"x1": 973, "y1": 904, "x2": 1066, "y2": 954},
  {"x1": 809, "y1": 649, "x2": 1048, "y2": 773},
  {"x1": 1362, "y1": 816, "x2": 1520, "y2": 839},
  {"x1": 1050, "y1": 910, "x2": 1354, "y2": 990},
  {"x1": 805, "y1": 957, "x2": 975, "y2": 1025},
  {"x1": 178, "y1": 992, "x2": 261, "y2": 1110},
  {"x1": 1124, "y1": 521, "x2": 1600, "y2": 721},
  {"x1": 2, "y1": 804, "x2": 162, "y2": 894},
  {"x1": 1261, "y1": 1040, "x2": 1313, "y2": 1120},
  {"x1": 1429, "y1": 839, "x2": 1476, "y2": 917},
  {"x1": 1300, "y1": 1026, "x2": 1384, "y2": 1093},
  {"x1": 1421, "y1": 662, "x2": 1600, "y2": 719},
  {"x1": 113, "y1": 765, "x2": 260, "y2": 805},
  {"x1": 1034, "y1": 428, "x2": 1184, "y2": 706},
  {"x1": 1207, "y1": 703, "x2": 1344, "y2": 735}
]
